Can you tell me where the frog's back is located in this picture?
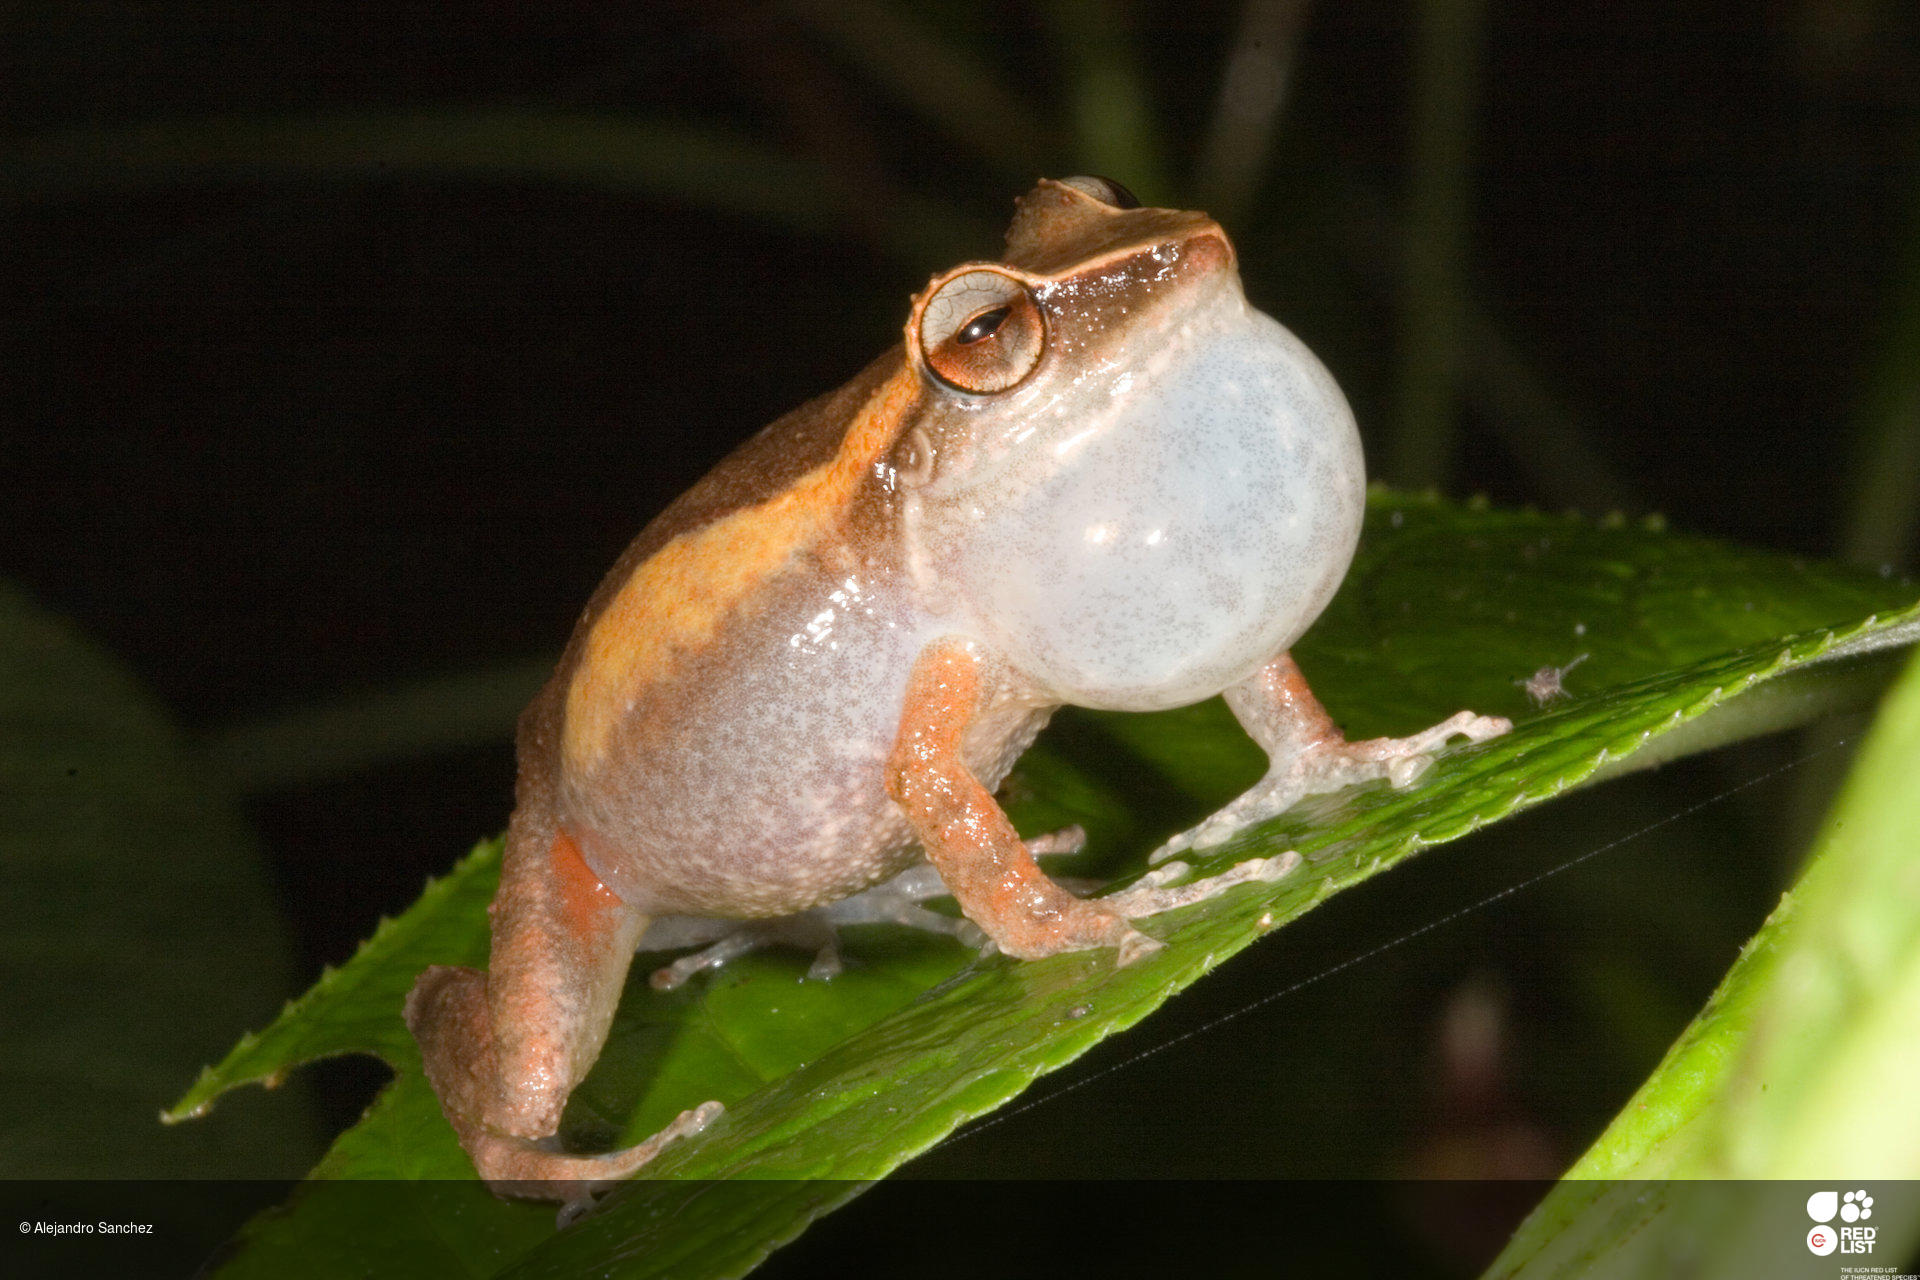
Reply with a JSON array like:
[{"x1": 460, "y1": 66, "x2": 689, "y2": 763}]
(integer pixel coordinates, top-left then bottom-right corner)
[
  {"x1": 518, "y1": 349, "x2": 966, "y2": 915},
  {"x1": 549, "y1": 351, "x2": 911, "y2": 771}
]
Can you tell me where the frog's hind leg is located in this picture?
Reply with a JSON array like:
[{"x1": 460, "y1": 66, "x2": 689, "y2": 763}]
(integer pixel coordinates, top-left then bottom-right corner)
[
  {"x1": 1150, "y1": 651, "x2": 1509, "y2": 864},
  {"x1": 404, "y1": 809, "x2": 721, "y2": 1220}
]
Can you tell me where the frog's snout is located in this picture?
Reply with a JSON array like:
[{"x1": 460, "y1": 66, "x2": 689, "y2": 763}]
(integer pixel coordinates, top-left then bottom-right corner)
[{"x1": 1178, "y1": 227, "x2": 1235, "y2": 277}]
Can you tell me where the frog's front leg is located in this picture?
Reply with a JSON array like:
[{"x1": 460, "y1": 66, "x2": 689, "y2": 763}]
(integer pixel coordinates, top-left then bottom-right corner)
[
  {"x1": 886, "y1": 639, "x2": 1163, "y2": 966},
  {"x1": 1151, "y1": 651, "x2": 1510, "y2": 864},
  {"x1": 404, "y1": 806, "x2": 721, "y2": 1219}
]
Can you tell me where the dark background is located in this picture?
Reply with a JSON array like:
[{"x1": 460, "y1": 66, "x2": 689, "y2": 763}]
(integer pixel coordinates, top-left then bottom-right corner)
[{"x1": 5, "y1": 1, "x2": 1918, "y2": 1274}]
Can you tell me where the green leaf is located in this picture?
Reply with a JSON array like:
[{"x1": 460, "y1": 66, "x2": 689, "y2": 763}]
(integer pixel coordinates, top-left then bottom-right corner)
[
  {"x1": 0, "y1": 581, "x2": 317, "y2": 1178},
  {"x1": 167, "y1": 839, "x2": 495, "y2": 1124},
  {"x1": 1484, "y1": 644, "x2": 1920, "y2": 1280},
  {"x1": 184, "y1": 495, "x2": 1920, "y2": 1278}
]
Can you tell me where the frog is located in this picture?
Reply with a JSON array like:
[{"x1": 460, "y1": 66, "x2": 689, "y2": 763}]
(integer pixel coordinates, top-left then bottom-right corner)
[{"x1": 404, "y1": 175, "x2": 1511, "y2": 1215}]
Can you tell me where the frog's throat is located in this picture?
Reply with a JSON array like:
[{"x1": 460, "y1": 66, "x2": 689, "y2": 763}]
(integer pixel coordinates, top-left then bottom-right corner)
[{"x1": 561, "y1": 365, "x2": 920, "y2": 775}]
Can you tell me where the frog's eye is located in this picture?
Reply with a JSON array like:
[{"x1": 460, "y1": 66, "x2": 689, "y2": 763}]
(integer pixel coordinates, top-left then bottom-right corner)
[
  {"x1": 917, "y1": 268, "x2": 1044, "y2": 394},
  {"x1": 1059, "y1": 175, "x2": 1141, "y2": 209}
]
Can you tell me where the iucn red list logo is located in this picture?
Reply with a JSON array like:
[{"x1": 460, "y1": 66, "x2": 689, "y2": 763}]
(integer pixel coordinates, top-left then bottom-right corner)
[{"x1": 1806, "y1": 1189, "x2": 1876, "y2": 1257}]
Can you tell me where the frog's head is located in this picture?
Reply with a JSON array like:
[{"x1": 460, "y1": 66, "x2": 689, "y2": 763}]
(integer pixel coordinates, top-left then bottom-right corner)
[
  {"x1": 902, "y1": 176, "x2": 1235, "y2": 420},
  {"x1": 893, "y1": 178, "x2": 1365, "y2": 711}
]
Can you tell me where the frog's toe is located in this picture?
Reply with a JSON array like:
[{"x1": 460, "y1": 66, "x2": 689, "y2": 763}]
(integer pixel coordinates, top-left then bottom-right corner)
[
  {"x1": 804, "y1": 938, "x2": 844, "y2": 981},
  {"x1": 1114, "y1": 926, "x2": 1164, "y2": 966},
  {"x1": 1105, "y1": 851, "x2": 1301, "y2": 921},
  {"x1": 647, "y1": 926, "x2": 787, "y2": 990},
  {"x1": 1147, "y1": 783, "x2": 1289, "y2": 863},
  {"x1": 1023, "y1": 824, "x2": 1087, "y2": 857},
  {"x1": 1146, "y1": 829, "x2": 1194, "y2": 866},
  {"x1": 1386, "y1": 753, "x2": 1435, "y2": 787},
  {"x1": 1295, "y1": 709, "x2": 1510, "y2": 795}
]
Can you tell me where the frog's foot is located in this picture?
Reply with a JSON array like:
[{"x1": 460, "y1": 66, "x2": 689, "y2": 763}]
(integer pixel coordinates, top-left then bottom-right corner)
[
  {"x1": 645, "y1": 916, "x2": 843, "y2": 991},
  {"x1": 643, "y1": 827, "x2": 1087, "y2": 989},
  {"x1": 404, "y1": 963, "x2": 722, "y2": 1225},
  {"x1": 1102, "y1": 850, "x2": 1304, "y2": 919},
  {"x1": 472, "y1": 1100, "x2": 725, "y2": 1228},
  {"x1": 1149, "y1": 710, "x2": 1510, "y2": 864}
]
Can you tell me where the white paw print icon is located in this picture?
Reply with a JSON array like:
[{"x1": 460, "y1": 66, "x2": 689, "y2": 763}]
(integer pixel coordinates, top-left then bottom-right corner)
[{"x1": 1842, "y1": 1190, "x2": 1873, "y2": 1222}]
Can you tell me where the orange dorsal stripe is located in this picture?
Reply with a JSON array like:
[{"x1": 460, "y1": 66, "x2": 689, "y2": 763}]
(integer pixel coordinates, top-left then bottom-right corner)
[{"x1": 562, "y1": 365, "x2": 919, "y2": 774}]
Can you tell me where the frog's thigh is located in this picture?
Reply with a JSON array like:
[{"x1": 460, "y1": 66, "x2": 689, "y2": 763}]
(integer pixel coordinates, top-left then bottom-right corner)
[
  {"x1": 483, "y1": 825, "x2": 654, "y2": 1133},
  {"x1": 884, "y1": 638, "x2": 1159, "y2": 965},
  {"x1": 404, "y1": 821, "x2": 720, "y2": 1208}
]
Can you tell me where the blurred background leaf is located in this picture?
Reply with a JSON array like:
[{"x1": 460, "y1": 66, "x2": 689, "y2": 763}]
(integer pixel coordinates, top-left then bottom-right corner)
[
  {"x1": 1489, "y1": 644, "x2": 1920, "y2": 1279},
  {"x1": 0, "y1": 581, "x2": 319, "y2": 1179}
]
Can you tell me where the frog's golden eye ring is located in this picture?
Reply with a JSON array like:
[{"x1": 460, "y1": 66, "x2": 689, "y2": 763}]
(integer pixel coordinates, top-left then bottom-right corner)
[
  {"x1": 1059, "y1": 174, "x2": 1141, "y2": 209},
  {"x1": 916, "y1": 268, "x2": 1045, "y2": 394}
]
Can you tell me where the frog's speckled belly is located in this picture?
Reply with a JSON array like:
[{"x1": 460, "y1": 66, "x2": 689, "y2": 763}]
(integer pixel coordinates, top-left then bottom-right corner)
[{"x1": 559, "y1": 562, "x2": 1042, "y2": 919}]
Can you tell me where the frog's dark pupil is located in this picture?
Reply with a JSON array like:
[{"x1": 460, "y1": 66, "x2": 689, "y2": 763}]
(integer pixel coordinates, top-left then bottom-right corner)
[{"x1": 957, "y1": 306, "x2": 1010, "y2": 345}]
